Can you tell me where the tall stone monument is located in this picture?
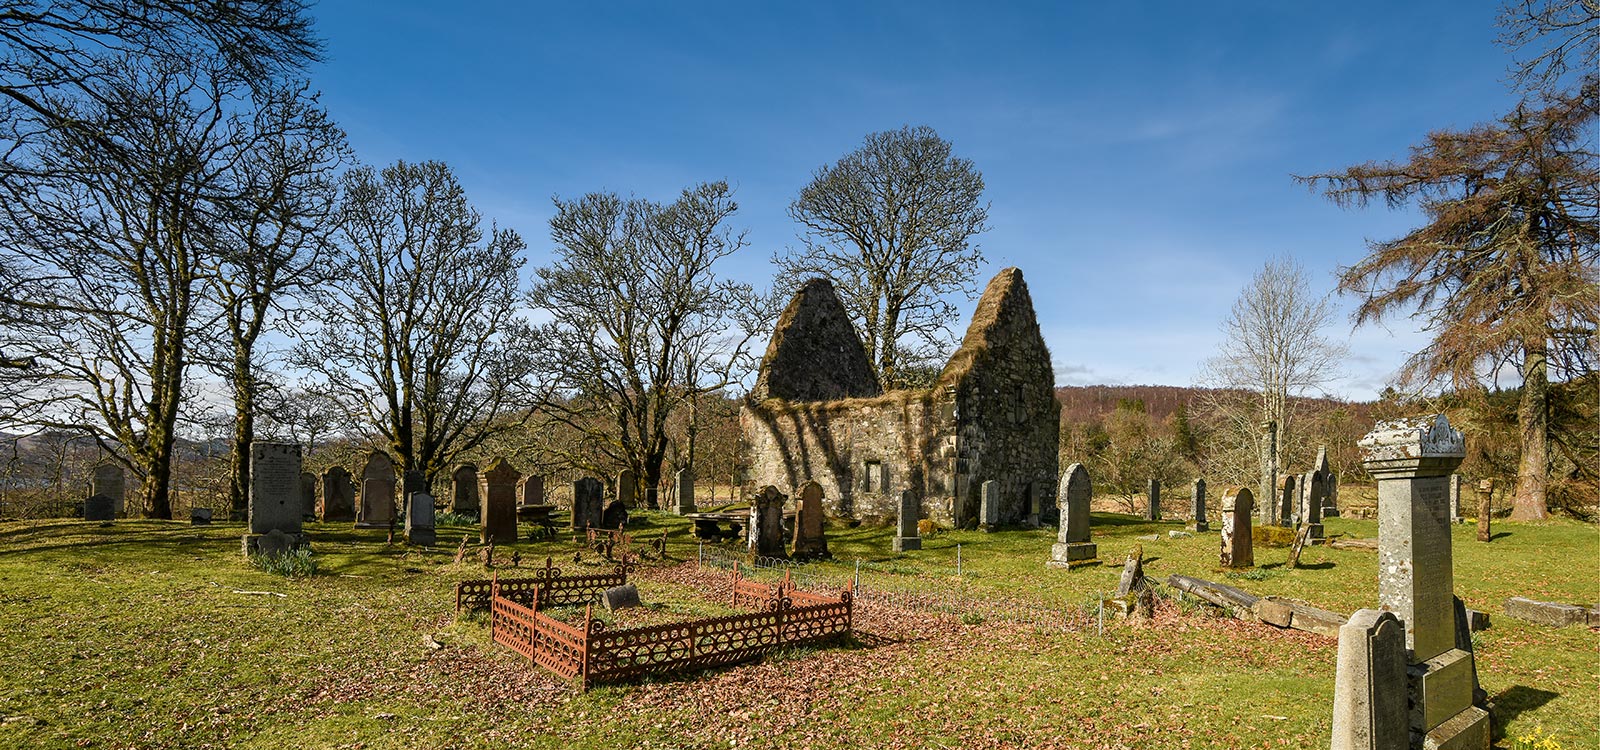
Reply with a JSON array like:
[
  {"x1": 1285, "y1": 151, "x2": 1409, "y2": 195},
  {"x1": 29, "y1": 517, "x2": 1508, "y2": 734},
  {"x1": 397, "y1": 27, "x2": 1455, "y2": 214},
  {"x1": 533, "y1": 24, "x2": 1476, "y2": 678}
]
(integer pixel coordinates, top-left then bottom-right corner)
[
  {"x1": 979, "y1": 480, "x2": 1001, "y2": 532},
  {"x1": 1145, "y1": 478, "x2": 1161, "y2": 521},
  {"x1": 320, "y1": 466, "x2": 355, "y2": 521},
  {"x1": 1049, "y1": 463, "x2": 1096, "y2": 566},
  {"x1": 791, "y1": 481, "x2": 829, "y2": 559},
  {"x1": 748, "y1": 485, "x2": 787, "y2": 558},
  {"x1": 892, "y1": 490, "x2": 921, "y2": 553},
  {"x1": 571, "y1": 477, "x2": 603, "y2": 530},
  {"x1": 406, "y1": 491, "x2": 436, "y2": 546},
  {"x1": 675, "y1": 468, "x2": 696, "y2": 515},
  {"x1": 1188, "y1": 477, "x2": 1208, "y2": 532},
  {"x1": 1358, "y1": 414, "x2": 1488, "y2": 749},
  {"x1": 1220, "y1": 486, "x2": 1253, "y2": 568},
  {"x1": 1330, "y1": 609, "x2": 1409, "y2": 750},
  {"x1": 479, "y1": 458, "x2": 519, "y2": 544},
  {"x1": 450, "y1": 463, "x2": 479, "y2": 516},
  {"x1": 1259, "y1": 420, "x2": 1278, "y2": 527},
  {"x1": 91, "y1": 463, "x2": 125, "y2": 517},
  {"x1": 356, "y1": 451, "x2": 396, "y2": 529},
  {"x1": 243, "y1": 442, "x2": 307, "y2": 555}
]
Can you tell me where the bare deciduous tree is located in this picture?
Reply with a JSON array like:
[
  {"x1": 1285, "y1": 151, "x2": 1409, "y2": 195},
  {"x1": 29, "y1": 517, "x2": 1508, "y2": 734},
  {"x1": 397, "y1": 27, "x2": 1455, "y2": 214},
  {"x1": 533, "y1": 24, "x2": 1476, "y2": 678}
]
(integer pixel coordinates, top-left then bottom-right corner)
[
  {"x1": 1499, "y1": 0, "x2": 1600, "y2": 91},
  {"x1": 778, "y1": 125, "x2": 989, "y2": 390},
  {"x1": 297, "y1": 160, "x2": 535, "y2": 488}
]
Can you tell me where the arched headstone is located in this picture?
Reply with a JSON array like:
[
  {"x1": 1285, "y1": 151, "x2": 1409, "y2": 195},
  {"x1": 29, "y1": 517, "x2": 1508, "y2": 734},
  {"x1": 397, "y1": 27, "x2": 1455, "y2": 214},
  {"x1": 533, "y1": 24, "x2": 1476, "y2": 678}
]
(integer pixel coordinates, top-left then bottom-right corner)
[
  {"x1": 479, "y1": 459, "x2": 519, "y2": 544},
  {"x1": 1049, "y1": 463, "x2": 1096, "y2": 566},
  {"x1": 1220, "y1": 486, "x2": 1254, "y2": 568},
  {"x1": 356, "y1": 451, "x2": 396, "y2": 528}
]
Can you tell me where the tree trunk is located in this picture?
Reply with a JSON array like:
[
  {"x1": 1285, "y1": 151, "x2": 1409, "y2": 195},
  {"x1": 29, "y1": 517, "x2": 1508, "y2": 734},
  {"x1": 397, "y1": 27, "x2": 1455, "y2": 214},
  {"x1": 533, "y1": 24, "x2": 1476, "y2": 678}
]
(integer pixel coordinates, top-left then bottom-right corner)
[
  {"x1": 227, "y1": 354, "x2": 254, "y2": 521},
  {"x1": 1511, "y1": 341, "x2": 1549, "y2": 520}
]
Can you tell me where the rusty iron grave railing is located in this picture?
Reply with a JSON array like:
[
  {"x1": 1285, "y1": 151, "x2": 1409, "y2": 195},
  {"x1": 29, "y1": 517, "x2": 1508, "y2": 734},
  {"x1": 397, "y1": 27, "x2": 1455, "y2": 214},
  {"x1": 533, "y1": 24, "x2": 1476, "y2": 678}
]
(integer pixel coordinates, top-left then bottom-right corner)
[
  {"x1": 487, "y1": 568, "x2": 853, "y2": 690},
  {"x1": 457, "y1": 556, "x2": 634, "y2": 612},
  {"x1": 576, "y1": 527, "x2": 669, "y2": 561}
]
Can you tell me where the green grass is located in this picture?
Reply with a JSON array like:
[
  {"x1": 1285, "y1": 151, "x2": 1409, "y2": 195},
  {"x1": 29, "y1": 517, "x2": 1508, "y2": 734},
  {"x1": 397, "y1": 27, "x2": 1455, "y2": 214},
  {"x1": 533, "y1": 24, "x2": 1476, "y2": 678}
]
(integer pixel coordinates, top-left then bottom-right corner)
[{"x1": 0, "y1": 503, "x2": 1594, "y2": 749}]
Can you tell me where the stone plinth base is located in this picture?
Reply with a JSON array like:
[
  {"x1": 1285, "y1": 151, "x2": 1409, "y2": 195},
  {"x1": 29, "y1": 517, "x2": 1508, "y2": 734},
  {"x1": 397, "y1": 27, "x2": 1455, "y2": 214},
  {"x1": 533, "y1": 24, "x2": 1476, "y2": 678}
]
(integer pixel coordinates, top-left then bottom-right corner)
[
  {"x1": 242, "y1": 530, "x2": 308, "y2": 557},
  {"x1": 1047, "y1": 542, "x2": 1097, "y2": 568},
  {"x1": 1421, "y1": 705, "x2": 1490, "y2": 750},
  {"x1": 892, "y1": 536, "x2": 921, "y2": 552}
]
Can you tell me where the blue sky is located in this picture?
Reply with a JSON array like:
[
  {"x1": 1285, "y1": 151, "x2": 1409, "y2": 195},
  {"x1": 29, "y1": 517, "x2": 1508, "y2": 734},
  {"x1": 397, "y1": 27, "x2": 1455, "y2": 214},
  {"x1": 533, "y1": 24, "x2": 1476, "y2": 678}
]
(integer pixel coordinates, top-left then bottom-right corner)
[{"x1": 308, "y1": 1, "x2": 1526, "y2": 400}]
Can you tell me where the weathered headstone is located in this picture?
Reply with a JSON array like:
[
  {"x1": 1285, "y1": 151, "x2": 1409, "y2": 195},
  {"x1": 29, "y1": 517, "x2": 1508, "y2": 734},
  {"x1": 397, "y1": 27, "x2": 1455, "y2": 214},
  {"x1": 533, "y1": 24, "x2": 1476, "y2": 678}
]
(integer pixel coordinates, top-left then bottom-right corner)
[
  {"x1": 356, "y1": 451, "x2": 396, "y2": 528},
  {"x1": 83, "y1": 494, "x2": 115, "y2": 521},
  {"x1": 1359, "y1": 414, "x2": 1488, "y2": 748},
  {"x1": 892, "y1": 490, "x2": 921, "y2": 553},
  {"x1": 479, "y1": 458, "x2": 519, "y2": 544},
  {"x1": 1259, "y1": 420, "x2": 1277, "y2": 526},
  {"x1": 601, "y1": 498, "x2": 629, "y2": 530},
  {"x1": 407, "y1": 491, "x2": 436, "y2": 546},
  {"x1": 979, "y1": 480, "x2": 1001, "y2": 531},
  {"x1": 1324, "y1": 470, "x2": 1341, "y2": 517},
  {"x1": 1049, "y1": 463, "x2": 1097, "y2": 566},
  {"x1": 1145, "y1": 478, "x2": 1161, "y2": 521},
  {"x1": 190, "y1": 507, "x2": 212, "y2": 526},
  {"x1": 518, "y1": 474, "x2": 544, "y2": 507},
  {"x1": 1316, "y1": 447, "x2": 1340, "y2": 517},
  {"x1": 571, "y1": 477, "x2": 603, "y2": 530},
  {"x1": 91, "y1": 463, "x2": 125, "y2": 517},
  {"x1": 244, "y1": 442, "x2": 306, "y2": 555},
  {"x1": 602, "y1": 583, "x2": 641, "y2": 611},
  {"x1": 675, "y1": 468, "x2": 695, "y2": 515},
  {"x1": 748, "y1": 485, "x2": 787, "y2": 558},
  {"x1": 617, "y1": 468, "x2": 637, "y2": 508},
  {"x1": 1220, "y1": 486, "x2": 1254, "y2": 568},
  {"x1": 319, "y1": 466, "x2": 355, "y2": 522},
  {"x1": 1476, "y1": 479, "x2": 1492, "y2": 543},
  {"x1": 1277, "y1": 474, "x2": 1296, "y2": 527},
  {"x1": 792, "y1": 481, "x2": 829, "y2": 559},
  {"x1": 1448, "y1": 473, "x2": 1463, "y2": 524},
  {"x1": 299, "y1": 471, "x2": 317, "y2": 521},
  {"x1": 1329, "y1": 609, "x2": 1409, "y2": 750},
  {"x1": 450, "y1": 463, "x2": 479, "y2": 516},
  {"x1": 1304, "y1": 472, "x2": 1326, "y2": 541},
  {"x1": 1189, "y1": 477, "x2": 1209, "y2": 532}
]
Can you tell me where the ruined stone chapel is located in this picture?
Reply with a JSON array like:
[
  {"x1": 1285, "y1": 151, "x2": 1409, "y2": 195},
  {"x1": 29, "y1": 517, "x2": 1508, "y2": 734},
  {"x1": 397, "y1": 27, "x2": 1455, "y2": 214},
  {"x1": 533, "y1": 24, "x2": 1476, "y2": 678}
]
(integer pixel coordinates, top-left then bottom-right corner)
[{"x1": 741, "y1": 267, "x2": 1059, "y2": 528}]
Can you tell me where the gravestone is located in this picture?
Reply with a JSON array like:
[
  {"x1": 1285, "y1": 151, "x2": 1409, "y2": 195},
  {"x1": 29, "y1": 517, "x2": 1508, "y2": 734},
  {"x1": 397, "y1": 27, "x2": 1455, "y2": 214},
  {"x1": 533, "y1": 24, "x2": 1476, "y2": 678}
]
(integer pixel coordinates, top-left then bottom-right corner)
[
  {"x1": 1324, "y1": 471, "x2": 1341, "y2": 517},
  {"x1": 1315, "y1": 447, "x2": 1340, "y2": 517},
  {"x1": 1476, "y1": 479, "x2": 1492, "y2": 543},
  {"x1": 244, "y1": 442, "x2": 306, "y2": 555},
  {"x1": 603, "y1": 584, "x2": 642, "y2": 611},
  {"x1": 979, "y1": 480, "x2": 1001, "y2": 531},
  {"x1": 190, "y1": 507, "x2": 212, "y2": 526},
  {"x1": 1300, "y1": 471, "x2": 1313, "y2": 524},
  {"x1": 892, "y1": 490, "x2": 921, "y2": 553},
  {"x1": 407, "y1": 491, "x2": 436, "y2": 546},
  {"x1": 518, "y1": 474, "x2": 544, "y2": 507},
  {"x1": 1220, "y1": 486, "x2": 1254, "y2": 568},
  {"x1": 320, "y1": 466, "x2": 355, "y2": 522},
  {"x1": 1277, "y1": 474, "x2": 1296, "y2": 527},
  {"x1": 1448, "y1": 473, "x2": 1463, "y2": 524},
  {"x1": 792, "y1": 481, "x2": 829, "y2": 559},
  {"x1": 1145, "y1": 478, "x2": 1161, "y2": 521},
  {"x1": 479, "y1": 458, "x2": 519, "y2": 544},
  {"x1": 83, "y1": 494, "x2": 115, "y2": 521},
  {"x1": 1330, "y1": 609, "x2": 1409, "y2": 750},
  {"x1": 1189, "y1": 478, "x2": 1209, "y2": 532},
  {"x1": 91, "y1": 463, "x2": 125, "y2": 517},
  {"x1": 748, "y1": 485, "x2": 787, "y2": 558},
  {"x1": 299, "y1": 471, "x2": 317, "y2": 521},
  {"x1": 450, "y1": 463, "x2": 479, "y2": 516},
  {"x1": 617, "y1": 468, "x2": 637, "y2": 508},
  {"x1": 571, "y1": 477, "x2": 603, "y2": 530},
  {"x1": 675, "y1": 468, "x2": 695, "y2": 515},
  {"x1": 601, "y1": 498, "x2": 629, "y2": 530},
  {"x1": 1259, "y1": 420, "x2": 1278, "y2": 526},
  {"x1": 1359, "y1": 414, "x2": 1488, "y2": 749},
  {"x1": 1024, "y1": 481, "x2": 1040, "y2": 528},
  {"x1": 1048, "y1": 463, "x2": 1096, "y2": 566},
  {"x1": 356, "y1": 451, "x2": 396, "y2": 528},
  {"x1": 1304, "y1": 472, "x2": 1326, "y2": 541}
]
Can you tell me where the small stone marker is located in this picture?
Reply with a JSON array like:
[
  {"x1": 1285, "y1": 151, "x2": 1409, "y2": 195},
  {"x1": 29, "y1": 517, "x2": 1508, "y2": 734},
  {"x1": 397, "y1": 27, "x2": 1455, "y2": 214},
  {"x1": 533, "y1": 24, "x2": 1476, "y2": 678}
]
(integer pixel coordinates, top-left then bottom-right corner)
[
  {"x1": 1189, "y1": 477, "x2": 1208, "y2": 532},
  {"x1": 1049, "y1": 463, "x2": 1097, "y2": 566},
  {"x1": 450, "y1": 463, "x2": 479, "y2": 516},
  {"x1": 479, "y1": 458, "x2": 520, "y2": 544},
  {"x1": 254, "y1": 528, "x2": 294, "y2": 558},
  {"x1": 892, "y1": 490, "x2": 921, "y2": 552},
  {"x1": 1448, "y1": 473, "x2": 1462, "y2": 524},
  {"x1": 518, "y1": 474, "x2": 544, "y2": 507},
  {"x1": 617, "y1": 468, "x2": 637, "y2": 508},
  {"x1": 244, "y1": 442, "x2": 306, "y2": 555},
  {"x1": 979, "y1": 480, "x2": 1000, "y2": 531},
  {"x1": 91, "y1": 463, "x2": 125, "y2": 517},
  {"x1": 83, "y1": 494, "x2": 115, "y2": 521},
  {"x1": 407, "y1": 491, "x2": 436, "y2": 546},
  {"x1": 1330, "y1": 609, "x2": 1409, "y2": 750},
  {"x1": 299, "y1": 471, "x2": 317, "y2": 521},
  {"x1": 320, "y1": 466, "x2": 355, "y2": 522},
  {"x1": 191, "y1": 507, "x2": 212, "y2": 525},
  {"x1": 675, "y1": 468, "x2": 696, "y2": 515},
  {"x1": 791, "y1": 481, "x2": 829, "y2": 559},
  {"x1": 602, "y1": 583, "x2": 641, "y2": 611},
  {"x1": 601, "y1": 498, "x2": 629, "y2": 530},
  {"x1": 1475, "y1": 479, "x2": 1492, "y2": 543},
  {"x1": 1359, "y1": 414, "x2": 1488, "y2": 748},
  {"x1": 356, "y1": 451, "x2": 397, "y2": 529},
  {"x1": 571, "y1": 477, "x2": 603, "y2": 530},
  {"x1": 748, "y1": 485, "x2": 787, "y2": 557},
  {"x1": 1220, "y1": 486, "x2": 1254, "y2": 568},
  {"x1": 1145, "y1": 478, "x2": 1160, "y2": 521}
]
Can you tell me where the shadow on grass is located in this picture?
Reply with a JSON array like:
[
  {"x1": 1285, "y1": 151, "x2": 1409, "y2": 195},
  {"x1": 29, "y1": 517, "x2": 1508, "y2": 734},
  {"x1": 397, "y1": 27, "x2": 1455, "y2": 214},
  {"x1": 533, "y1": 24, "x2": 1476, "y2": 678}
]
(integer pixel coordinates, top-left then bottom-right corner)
[
  {"x1": 1491, "y1": 685, "x2": 1559, "y2": 741},
  {"x1": 1490, "y1": 531, "x2": 1513, "y2": 541}
]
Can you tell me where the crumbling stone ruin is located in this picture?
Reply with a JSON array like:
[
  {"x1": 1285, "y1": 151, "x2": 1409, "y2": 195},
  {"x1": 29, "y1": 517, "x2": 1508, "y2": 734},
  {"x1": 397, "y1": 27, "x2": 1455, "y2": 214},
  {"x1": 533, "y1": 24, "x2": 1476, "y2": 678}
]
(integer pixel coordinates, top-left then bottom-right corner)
[{"x1": 741, "y1": 268, "x2": 1060, "y2": 527}]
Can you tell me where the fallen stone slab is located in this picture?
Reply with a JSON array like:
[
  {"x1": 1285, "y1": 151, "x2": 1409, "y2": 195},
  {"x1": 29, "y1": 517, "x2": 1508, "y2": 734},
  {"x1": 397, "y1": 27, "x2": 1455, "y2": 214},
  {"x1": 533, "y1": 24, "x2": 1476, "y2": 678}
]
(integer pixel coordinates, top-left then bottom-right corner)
[
  {"x1": 1504, "y1": 596, "x2": 1592, "y2": 628},
  {"x1": 1166, "y1": 574, "x2": 1258, "y2": 621},
  {"x1": 1328, "y1": 538, "x2": 1377, "y2": 551},
  {"x1": 1251, "y1": 595, "x2": 1348, "y2": 637}
]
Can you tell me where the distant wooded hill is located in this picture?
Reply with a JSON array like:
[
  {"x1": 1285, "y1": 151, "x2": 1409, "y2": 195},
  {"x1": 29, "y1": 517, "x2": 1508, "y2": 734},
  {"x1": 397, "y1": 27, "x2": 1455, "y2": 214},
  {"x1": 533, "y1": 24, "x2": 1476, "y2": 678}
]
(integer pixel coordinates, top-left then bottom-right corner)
[{"x1": 1053, "y1": 384, "x2": 1377, "y2": 425}]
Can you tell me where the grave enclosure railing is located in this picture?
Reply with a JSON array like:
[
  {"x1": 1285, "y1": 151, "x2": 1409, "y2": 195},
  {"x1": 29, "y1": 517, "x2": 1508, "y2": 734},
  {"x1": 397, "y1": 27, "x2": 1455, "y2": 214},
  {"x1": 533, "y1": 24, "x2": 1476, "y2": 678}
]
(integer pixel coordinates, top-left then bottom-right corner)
[
  {"x1": 456, "y1": 557, "x2": 633, "y2": 612},
  {"x1": 487, "y1": 568, "x2": 853, "y2": 690}
]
